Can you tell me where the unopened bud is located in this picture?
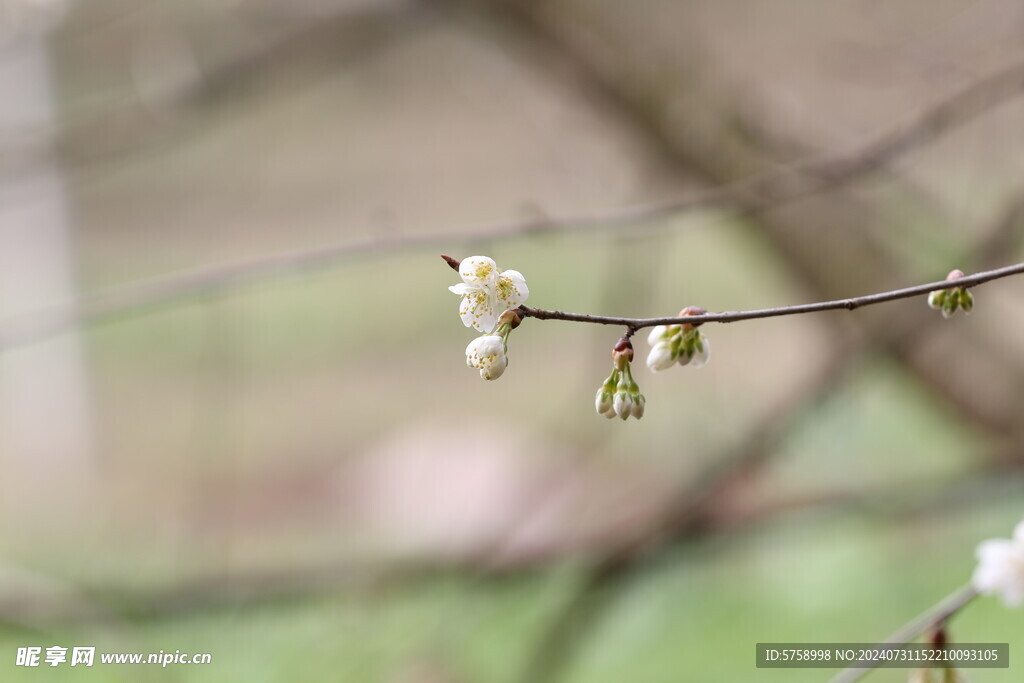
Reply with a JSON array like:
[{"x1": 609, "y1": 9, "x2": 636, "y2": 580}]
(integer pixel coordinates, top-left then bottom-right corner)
[
  {"x1": 646, "y1": 340, "x2": 675, "y2": 372},
  {"x1": 958, "y1": 289, "x2": 974, "y2": 313},
  {"x1": 679, "y1": 305, "x2": 707, "y2": 329},
  {"x1": 497, "y1": 308, "x2": 523, "y2": 329},
  {"x1": 928, "y1": 269, "x2": 973, "y2": 318},
  {"x1": 631, "y1": 394, "x2": 645, "y2": 418},
  {"x1": 612, "y1": 337, "x2": 634, "y2": 368}
]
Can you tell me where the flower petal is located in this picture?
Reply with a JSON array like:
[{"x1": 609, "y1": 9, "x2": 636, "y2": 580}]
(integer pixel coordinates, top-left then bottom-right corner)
[
  {"x1": 690, "y1": 336, "x2": 711, "y2": 368},
  {"x1": 449, "y1": 283, "x2": 471, "y2": 296},
  {"x1": 496, "y1": 269, "x2": 529, "y2": 308},
  {"x1": 646, "y1": 341, "x2": 675, "y2": 372},
  {"x1": 647, "y1": 325, "x2": 667, "y2": 346},
  {"x1": 972, "y1": 534, "x2": 1024, "y2": 607},
  {"x1": 459, "y1": 289, "x2": 500, "y2": 332},
  {"x1": 465, "y1": 335, "x2": 507, "y2": 380},
  {"x1": 459, "y1": 256, "x2": 498, "y2": 285},
  {"x1": 631, "y1": 395, "x2": 645, "y2": 419}
]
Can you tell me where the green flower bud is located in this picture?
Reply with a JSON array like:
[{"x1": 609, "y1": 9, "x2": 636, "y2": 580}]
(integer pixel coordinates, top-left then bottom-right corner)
[{"x1": 959, "y1": 288, "x2": 974, "y2": 313}]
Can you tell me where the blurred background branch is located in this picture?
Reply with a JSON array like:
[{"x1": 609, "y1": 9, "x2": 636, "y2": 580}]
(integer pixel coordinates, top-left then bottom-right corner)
[
  {"x1": 4, "y1": 43, "x2": 1024, "y2": 352},
  {"x1": 830, "y1": 584, "x2": 979, "y2": 683}
]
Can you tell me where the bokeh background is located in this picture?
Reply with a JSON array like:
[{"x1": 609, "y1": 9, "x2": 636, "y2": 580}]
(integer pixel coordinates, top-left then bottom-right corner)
[{"x1": 1, "y1": 0, "x2": 1023, "y2": 681}]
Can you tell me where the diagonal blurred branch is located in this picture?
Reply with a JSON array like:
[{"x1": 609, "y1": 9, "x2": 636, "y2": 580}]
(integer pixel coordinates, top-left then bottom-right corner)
[
  {"x1": 512, "y1": 345, "x2": 857, "y2": 683},
  {"x1": 5, "y1": 33, "x2": 1024, "y2": 351},
  {"x1": 2, "y1": 442, "x2": 1016, "y2": 625},
  {"x1": 1, "y1": 0, "x2": 425, "y2": 184},
  {"x1": 828, "y1": 584, "x2": 979, "y2": 683}
]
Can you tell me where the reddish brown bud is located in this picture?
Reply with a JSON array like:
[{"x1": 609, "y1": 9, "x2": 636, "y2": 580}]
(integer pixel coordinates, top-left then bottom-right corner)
[
  {"x1": 613, "y1": 337, "x2": 634, "y2": 362},
  {"x1": 499, "y1": 308, "x2": 523, "y2": 329},
  {"x1": 679, "y1": 305, "x2": 707, "y2": 328},
  {"x1": 440, "y1": 254, "x2": 461, "y2": 272}
]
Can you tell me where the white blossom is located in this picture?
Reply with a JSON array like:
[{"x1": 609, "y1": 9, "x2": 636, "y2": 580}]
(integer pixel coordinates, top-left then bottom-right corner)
[
  {"x1": 646, "y1": 340, "x2": 675, "y2": 372},
  {"x1": 972, "y1": 520, "x2": 1024, "y2": 607},
  {"x1": 646, "y1": 324, "x2": 711, "y2": 371},
  {"x1": 689, "y1": 336, "x2": 711, "y2": 368},
  {"x1": 631, "y1": 394, "x2": 645, "y2": 418},
  {"x1": 449, "y1": 256, "x2": 529, "y2": 332},
  {"x1": 647, "y1": 325, "x2": 676, "y2": 346},
  {"x1": 465, "y1": 335, "x2": 508, "y2": 381},
  {"x1": 613, "y1": 391, "x2": 632, "y2": 420}
]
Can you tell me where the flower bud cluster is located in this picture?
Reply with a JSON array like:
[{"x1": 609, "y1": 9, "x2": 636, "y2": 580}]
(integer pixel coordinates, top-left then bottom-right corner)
[
  {"x1": 646, "y1": 307, "x2": 711, "y2": 372},
  {"x1": 927, "y1": 269, "x2": 974, "y2": 318},
  {"x1": 595, "y1": 338, "x2": 645, "y2": 420}
]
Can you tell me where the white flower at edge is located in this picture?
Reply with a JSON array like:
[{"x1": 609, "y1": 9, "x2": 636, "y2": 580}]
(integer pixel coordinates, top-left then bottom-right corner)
[
  {"x1": 448, "y1": 255, "x2": 529, "y2": 332},
  {"x1": 465, "y1": 335, "x2": 507, "y2": 381},
  {"x1": 972, "y1": 520, "x2": 1024, "y2": 607}
]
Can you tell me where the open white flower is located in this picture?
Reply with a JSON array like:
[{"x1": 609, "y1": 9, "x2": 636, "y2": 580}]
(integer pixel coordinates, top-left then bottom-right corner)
[
  {"x1": 465, "y1": 335, "x2": 508, "y2": 381},
  {"x1": 449, "y1": 255, "x2": 529, "y2": 332},
  {"x1": 972, "y1": 520, "x2": 1024, "y2": 607}
]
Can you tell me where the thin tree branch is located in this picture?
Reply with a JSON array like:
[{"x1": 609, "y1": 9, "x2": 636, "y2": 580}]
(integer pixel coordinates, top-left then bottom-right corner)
[
  {"x1": 828, "y1": 584, "x2": 980, "y2": 683},
  {"x1": 515, "y1": 262, "x2": 1024, "y2": 331}
]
